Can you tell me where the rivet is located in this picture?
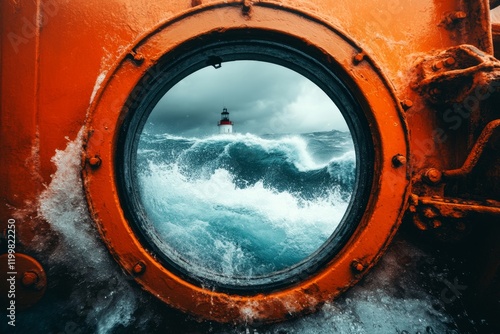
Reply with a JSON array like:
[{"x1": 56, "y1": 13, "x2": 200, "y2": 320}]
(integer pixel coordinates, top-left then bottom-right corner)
[
  {"x1": 22, "y1": 271, "x2": 39, "y2": 288},
  {"x1": 432, "y1": 60, "x2": 444, "y2": 71},
  {"x1": 449, "y1": 11, "x2": 467, "y2": 21},
  {"x1": 392, "y1": 154, "x2": 407, "y2": 168},
  {"x1": 242, "y1": 0, "x2": 252, "y2": 16},
  {"x1": 351, "y1": 260, "x2": 365, "y2": 273},
  {"x1": 444, "y1": 57, "x2": 456, "y2": 66},
  {"x1": 423, "y1": 168, "x2": 442, "y2": 185},
  {"x1": 414, "y1": 219, "x2": 428, "y2": 231},
  {"x1": 353, "y1": 53, "x2": 365, "y2": 65},
  {"x1": 423, "y1": 207, "x2": 437, "y2": 219},
  {"x1": 400, "y1": 99, "x2": 413, "y2": 111},
  {"x1": 443, "y1": 11, "x2": 467, "y2": 27},
  {"x1": 431, "y1": 219, "x2": 442, "y2": 229},
  {"x1": 429, "y1": 87, "x2": 441, "y2": 96},
  {"x1": 133, "y1": 53, "x2": 144, "y2": 63},
  {"x1": 133, "y1": 261, "x2": 146, "y2": 275},
  {"x1": 88, "y1": 155, "x2": 102, "y2": 168},
  {"x1": 129, "y1": 51, "x2": 144, "y2": 65}
]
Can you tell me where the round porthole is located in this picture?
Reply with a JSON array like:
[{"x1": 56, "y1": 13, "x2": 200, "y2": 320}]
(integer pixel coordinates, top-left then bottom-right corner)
[
  {"x1": 84, "y1": 3, "x2": 409, "y2": 323},
  {"x1": 118, "y1": 37, "x2": 373, "y2": 292}
]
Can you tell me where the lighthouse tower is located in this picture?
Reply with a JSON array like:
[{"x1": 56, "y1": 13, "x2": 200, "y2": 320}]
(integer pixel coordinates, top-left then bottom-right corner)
[{"x1": 217, "y1": 107, "x2": 233, "y2": 134}]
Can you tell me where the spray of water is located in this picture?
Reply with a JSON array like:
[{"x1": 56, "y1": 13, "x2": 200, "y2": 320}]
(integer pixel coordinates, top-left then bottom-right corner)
[
  {"x1": 37, "y1": 129, "x2": 138, "y2": 334},
  {"x1": 26, "y1": 129, "x2": 460, "y2": 333}
]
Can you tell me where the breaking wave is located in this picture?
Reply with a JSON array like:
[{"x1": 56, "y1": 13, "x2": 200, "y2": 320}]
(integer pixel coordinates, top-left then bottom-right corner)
[{"x1": 136, "y1": 131, "x2": 356, "y2": 278}]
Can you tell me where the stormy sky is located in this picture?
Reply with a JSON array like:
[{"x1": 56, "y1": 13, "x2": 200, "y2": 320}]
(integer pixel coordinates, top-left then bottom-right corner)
[{"x1": 144, "y1": 61, "x2": 348, "y2": 137}]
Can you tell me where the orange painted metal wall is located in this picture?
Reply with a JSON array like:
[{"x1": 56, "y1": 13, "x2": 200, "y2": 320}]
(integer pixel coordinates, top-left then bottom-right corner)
[
  {"x1": 0, "y1": 0, "x2": 493, "y2": 244},
  {"x1": 1, "y1": 0, "x2": 499, "y2": 324}
]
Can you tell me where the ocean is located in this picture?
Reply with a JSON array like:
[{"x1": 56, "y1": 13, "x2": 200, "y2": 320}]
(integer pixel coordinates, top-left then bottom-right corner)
[{"x1": 136, "y1": 130, "x2": 356, "y2": 280}]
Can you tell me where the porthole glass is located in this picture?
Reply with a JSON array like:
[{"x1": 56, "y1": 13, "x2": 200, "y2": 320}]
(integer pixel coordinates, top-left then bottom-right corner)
[{"x1": 117, "y1": 36, "x2": 373, "y2": 292}]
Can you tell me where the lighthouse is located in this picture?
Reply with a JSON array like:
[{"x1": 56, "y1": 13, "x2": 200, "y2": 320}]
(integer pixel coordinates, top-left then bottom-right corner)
[{"x1": 217, "y1": 107, "x2": 233, "y2": 134}]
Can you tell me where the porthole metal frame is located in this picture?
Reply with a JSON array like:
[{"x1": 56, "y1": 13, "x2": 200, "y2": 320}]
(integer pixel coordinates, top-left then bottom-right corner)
[
  {"x1": 118, "y1": 32, "x2": 374, "y2": 293},
  {"x1": 83, "y1": 3, "x2": 410, "y2": 323}
]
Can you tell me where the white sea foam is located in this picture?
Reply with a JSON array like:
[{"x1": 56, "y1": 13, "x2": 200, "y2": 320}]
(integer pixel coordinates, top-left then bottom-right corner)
[
  {"x1": 30, "y1": 129, "x2": 460, "y2": 333},
  {"x1": 154, "y1": 132, "x2": 340, "y2": 171},
  {"x1": 218, "y1": 239, "x2": 457, "y2": 334},
  {"x1": 138, "y1": 162, "x2": 347, "y2": 278},
  {"x1": 37, "y1": 129, "x2": 138, "y2": 334},
  {"x1": 89, "y1": 71, "x2": 108, "y2": 105}
]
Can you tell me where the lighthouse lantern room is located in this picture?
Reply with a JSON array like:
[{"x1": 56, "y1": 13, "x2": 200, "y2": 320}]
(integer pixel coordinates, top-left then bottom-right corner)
[{"x1": 218, "y1": 107, "x2": 233, "y2": 134}]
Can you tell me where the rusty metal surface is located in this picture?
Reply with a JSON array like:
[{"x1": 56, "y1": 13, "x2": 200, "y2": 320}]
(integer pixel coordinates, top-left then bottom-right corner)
[
  {"x1": 443, "y1": 119, "x2": 500, "y2": 178},
  {"x1": 493, "y1": 23, "x2": 500, "y2": 57},
  {"x1": 412, "y1": 45, "x2": 500, "y2": 106},
  {"x1": 410, "y1": 194, "x2": 500, "y2": 234},
  {"x1": 0, "y1": 0, "x2": 499, "y2": 327},
  {"x1": 418, "y1": 195, "x2": 500, "y2": 217}
]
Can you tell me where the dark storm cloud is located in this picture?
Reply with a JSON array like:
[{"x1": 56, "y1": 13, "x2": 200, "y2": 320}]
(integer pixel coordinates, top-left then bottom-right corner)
[{"x1": 145, "y1": 61, "x2": 347, "y2": 137}]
